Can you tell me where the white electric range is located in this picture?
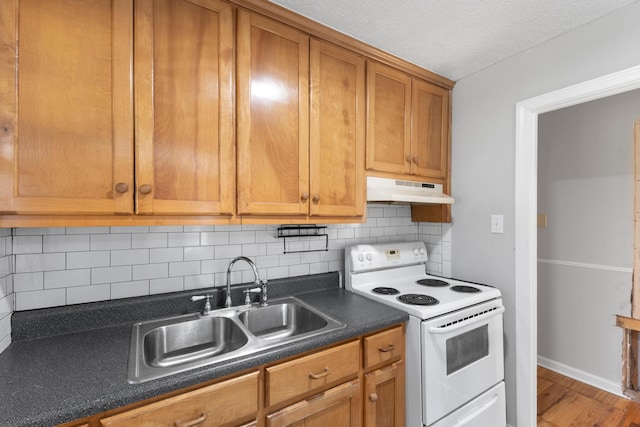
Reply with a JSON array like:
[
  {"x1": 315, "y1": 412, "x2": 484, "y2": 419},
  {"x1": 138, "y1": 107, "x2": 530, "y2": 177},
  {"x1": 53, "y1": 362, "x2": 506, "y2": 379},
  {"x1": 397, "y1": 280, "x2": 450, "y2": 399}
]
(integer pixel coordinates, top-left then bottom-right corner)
[{"x1": 345, "y1": 241, "x2": 506, "y2": 427}]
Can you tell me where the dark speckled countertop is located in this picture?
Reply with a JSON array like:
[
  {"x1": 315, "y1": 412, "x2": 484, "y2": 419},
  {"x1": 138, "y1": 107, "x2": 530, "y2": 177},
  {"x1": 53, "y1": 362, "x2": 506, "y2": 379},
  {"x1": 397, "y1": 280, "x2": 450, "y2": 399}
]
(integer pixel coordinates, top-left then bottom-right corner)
[{"x1": 0, "y1": 272, "x2": 408, "y2": 427}]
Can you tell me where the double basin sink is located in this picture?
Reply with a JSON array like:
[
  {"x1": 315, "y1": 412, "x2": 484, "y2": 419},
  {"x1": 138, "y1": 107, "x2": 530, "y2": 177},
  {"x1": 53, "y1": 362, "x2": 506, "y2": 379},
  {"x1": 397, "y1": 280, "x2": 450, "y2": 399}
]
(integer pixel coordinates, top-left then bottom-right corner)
[{"x1": 127, "y1": 297, "x2": 345, "y2": 383}]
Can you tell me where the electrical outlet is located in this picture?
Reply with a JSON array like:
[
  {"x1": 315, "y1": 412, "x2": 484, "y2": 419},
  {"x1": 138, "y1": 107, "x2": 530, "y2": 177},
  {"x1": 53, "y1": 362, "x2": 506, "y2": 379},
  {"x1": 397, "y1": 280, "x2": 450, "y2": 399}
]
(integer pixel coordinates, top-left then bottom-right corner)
[{"x1": 491, "y1": 214, "x2": 504, "y2": 234}]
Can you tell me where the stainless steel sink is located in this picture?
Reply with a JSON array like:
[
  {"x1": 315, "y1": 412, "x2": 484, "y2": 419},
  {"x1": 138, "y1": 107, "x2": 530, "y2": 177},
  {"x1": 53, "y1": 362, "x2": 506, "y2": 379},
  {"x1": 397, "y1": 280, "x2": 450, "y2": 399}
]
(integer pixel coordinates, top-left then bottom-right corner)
[
  {"x1": 237, "y1": 301, "x2": 329, "y2": 340},
  {"x1": 144, "y1": 316, "x2": 248, "y2": 368},
  {"x1": 127, "y1": 297, "x2": 344, "y2": 383}
]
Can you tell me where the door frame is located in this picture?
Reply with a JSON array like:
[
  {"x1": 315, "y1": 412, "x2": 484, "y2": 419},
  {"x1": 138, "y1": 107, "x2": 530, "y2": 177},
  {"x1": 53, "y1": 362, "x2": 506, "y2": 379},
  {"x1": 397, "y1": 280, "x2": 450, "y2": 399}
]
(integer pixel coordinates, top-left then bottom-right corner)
[{"x1": 514, "y1": 64, "x2": 640, "y2": 427}]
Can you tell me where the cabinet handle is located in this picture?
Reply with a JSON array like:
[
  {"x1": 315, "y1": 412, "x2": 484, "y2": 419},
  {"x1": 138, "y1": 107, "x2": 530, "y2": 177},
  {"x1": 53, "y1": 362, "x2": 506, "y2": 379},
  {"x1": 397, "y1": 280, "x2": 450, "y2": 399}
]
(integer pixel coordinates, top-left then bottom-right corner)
[
  {"x1": 139, "y1": 184, "x2": 152, "y2": 195},
  {"x1": 412, "y1": 157, "x2": 419, "y2": 164},
  {"x1": 378, "y1": 344, "x2": 395, "y2": 353},
  {"x1": 114, "y1": 183, "x2": 129, "y2": 194},
  {"x1": 369, "y1": 393, "x2": 378, "y2": 402},
  {"x1": 309, "y1": 367, "x2": 330, "y2": 379},
  {"x1": 312, "y1": 194, "x2": 320, "y2": 203},
  {"x1": 406, "y1": 155, "x2": 412, "y2": 163},
  {"x1": 174, "y1": 412, "x2": 207, "y2": 427},
  {"x1": 301, "y1": 192, "x2": 309, "y2": 201}
]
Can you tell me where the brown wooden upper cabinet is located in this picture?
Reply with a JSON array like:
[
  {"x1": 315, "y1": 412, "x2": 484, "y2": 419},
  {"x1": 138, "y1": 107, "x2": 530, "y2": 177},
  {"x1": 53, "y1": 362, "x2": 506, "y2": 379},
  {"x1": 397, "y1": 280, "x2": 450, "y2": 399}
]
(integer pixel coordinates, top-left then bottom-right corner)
[
  {"x1": 237, "y1": 10, "x2": 365, "y2": 218},
  {"x1": 366, "y1": 61, "x2": 450, "y2": 181},
  {"x1": 0, "y1": 0, "x2": 234, "y2": 216}
]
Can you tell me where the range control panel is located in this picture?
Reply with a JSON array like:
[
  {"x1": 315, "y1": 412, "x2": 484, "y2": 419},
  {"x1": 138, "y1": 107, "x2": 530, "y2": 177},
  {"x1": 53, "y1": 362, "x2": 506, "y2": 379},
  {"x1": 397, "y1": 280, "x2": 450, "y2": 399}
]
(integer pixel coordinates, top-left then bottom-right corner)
[{"x1": 347, "y1": 241, "x2": 428, "y2": 273}]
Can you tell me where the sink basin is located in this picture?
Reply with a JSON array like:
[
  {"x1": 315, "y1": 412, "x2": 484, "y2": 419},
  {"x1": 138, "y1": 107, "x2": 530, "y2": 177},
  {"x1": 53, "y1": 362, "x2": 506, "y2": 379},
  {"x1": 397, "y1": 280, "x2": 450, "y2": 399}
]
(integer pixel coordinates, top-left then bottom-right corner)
[
  {"x1": 238, "y1": 302, "x2": 328, "y2": 340},
  {"x1": 144, "y1": 316, "x2": 248, "y2": 368},
  {"x1": 127, "y1": 297, "x2": 345, "y2": 383}
]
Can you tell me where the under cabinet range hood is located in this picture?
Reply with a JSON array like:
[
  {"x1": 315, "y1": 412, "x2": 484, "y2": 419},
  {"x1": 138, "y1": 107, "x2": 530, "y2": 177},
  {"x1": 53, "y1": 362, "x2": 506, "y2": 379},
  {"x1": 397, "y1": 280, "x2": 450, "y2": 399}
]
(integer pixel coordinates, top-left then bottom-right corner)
[{"x1": 366, "y1": 176, "x2": 455, "y2": 205}]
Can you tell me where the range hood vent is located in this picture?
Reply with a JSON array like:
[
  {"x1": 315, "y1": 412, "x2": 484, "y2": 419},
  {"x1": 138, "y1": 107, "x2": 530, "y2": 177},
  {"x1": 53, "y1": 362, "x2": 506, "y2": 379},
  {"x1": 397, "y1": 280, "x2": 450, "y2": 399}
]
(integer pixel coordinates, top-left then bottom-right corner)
[{"x1": 366, "y1": 176, "x2": 454, "y2": 205}]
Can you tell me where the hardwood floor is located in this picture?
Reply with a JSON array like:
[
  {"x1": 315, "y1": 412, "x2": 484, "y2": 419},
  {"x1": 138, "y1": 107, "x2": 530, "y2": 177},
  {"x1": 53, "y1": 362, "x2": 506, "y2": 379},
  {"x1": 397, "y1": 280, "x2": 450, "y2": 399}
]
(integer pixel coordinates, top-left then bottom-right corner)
[{"x1": 538, "y1": 366, "x2": 640, "y2": 426}]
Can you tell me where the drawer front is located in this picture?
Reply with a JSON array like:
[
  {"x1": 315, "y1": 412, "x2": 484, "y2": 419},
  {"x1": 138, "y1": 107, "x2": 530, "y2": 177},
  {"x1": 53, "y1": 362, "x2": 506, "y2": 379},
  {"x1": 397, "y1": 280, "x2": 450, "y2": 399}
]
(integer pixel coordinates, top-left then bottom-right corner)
[
  {"x1": 363, "y1": 326, "x2": 404, "y2": 369},
  {"x1": 100, "y1": 371, "x2": 259, "y2": 427},
  {"x1": 266, "y1": 340, "x2": 360, "y2": 406}
]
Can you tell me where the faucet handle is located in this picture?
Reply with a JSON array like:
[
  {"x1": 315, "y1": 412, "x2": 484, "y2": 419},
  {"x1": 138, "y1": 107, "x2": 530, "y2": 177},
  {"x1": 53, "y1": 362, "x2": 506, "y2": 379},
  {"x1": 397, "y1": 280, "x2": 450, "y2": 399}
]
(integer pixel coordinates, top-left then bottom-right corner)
[
  {"x1": 243, "y1": 287, "x2": 262, "y2": 306},
  {"x1": 260, "y1": 280, "x2": 268, "y2": 306},
  {"x1": 191, "y1": 294, "x2": 214, "y2": 315}
]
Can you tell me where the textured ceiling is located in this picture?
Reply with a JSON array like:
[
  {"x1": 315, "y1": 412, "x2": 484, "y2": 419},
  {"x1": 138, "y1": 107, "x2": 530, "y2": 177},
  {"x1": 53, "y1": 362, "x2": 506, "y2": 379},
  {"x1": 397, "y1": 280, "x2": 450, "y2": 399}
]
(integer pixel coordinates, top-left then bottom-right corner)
[{"x1": 268, "y1": 0, "x2": 638, "y2": 81}]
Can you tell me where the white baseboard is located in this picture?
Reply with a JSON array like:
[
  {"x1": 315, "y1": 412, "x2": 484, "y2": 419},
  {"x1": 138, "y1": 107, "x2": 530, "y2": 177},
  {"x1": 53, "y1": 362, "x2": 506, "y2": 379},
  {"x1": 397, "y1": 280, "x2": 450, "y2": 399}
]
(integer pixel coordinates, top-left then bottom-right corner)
[{"x1": 537, "y1": 355, "x2": 625, "y2": 398}]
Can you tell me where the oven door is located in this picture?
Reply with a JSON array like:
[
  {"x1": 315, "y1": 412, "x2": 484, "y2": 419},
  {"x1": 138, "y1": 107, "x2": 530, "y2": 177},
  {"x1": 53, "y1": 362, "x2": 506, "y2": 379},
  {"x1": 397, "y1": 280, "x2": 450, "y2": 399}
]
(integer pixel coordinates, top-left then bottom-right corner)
[{"x1": 421, "y1": 299, "x2": 505, "y2": 426}]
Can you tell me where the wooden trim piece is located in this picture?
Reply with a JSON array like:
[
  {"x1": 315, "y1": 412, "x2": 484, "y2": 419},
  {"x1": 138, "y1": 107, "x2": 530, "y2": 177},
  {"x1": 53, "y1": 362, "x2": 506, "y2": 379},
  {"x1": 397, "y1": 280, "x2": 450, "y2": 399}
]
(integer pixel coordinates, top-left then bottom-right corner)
[
  {"x1": 616, "y1": 315, "x2": 640, "y2": 332},
  {"x1": 634, "y1": 119, "x2": 640, "y2": 317}
]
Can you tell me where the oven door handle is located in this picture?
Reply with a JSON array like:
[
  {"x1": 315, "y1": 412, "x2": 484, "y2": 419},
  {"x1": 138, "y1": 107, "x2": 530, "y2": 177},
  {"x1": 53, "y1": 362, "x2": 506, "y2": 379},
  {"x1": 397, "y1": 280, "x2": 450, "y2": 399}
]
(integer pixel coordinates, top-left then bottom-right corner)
[{"x1": 429, "y1": 306, "x2": 505, "y2": 334}]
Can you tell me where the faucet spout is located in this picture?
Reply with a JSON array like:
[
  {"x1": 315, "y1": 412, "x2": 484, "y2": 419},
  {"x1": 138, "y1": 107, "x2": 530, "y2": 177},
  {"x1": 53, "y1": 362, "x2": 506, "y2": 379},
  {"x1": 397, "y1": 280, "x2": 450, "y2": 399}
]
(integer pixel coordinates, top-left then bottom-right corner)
[{"x1": 225, "y1": 256, "x2": 262, "y2": 308}]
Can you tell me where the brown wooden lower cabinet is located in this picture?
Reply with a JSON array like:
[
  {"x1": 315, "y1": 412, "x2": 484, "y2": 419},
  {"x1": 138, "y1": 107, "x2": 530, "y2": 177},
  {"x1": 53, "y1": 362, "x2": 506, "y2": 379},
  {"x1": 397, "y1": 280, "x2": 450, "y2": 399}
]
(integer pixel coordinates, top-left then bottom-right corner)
[
  {"x1": 99, "y1": 371, "x2": 259, "y2": 427},
  {"x1": 364, "y1": 361, "x2": 405, "y2": 427},
  {"x1": 267, "y1": 379, "x2": 362, "y2": 427}
]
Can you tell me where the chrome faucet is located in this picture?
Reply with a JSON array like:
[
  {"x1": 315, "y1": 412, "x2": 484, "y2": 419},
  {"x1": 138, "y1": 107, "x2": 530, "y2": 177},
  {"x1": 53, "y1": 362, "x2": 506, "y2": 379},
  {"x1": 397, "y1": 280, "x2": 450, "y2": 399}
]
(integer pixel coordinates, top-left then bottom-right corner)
[{"x1": 225, "y1": 256, "x2": 267, "y2": 308}]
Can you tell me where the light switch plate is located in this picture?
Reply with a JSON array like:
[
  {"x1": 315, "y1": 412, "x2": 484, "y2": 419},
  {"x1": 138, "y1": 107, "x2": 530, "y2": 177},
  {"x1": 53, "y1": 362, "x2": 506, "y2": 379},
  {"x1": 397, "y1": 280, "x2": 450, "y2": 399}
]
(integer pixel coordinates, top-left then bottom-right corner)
[{"x1": 491, "y1": 214, "x2": 504, "y2": 234}]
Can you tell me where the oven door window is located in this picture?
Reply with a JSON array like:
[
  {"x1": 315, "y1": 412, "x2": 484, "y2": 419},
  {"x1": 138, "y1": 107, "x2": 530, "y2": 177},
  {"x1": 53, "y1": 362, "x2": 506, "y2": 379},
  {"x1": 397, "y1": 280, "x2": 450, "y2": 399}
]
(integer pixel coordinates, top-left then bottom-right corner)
[{"x1": 446, "y1": 325, "x2": 489, "y2": 375}]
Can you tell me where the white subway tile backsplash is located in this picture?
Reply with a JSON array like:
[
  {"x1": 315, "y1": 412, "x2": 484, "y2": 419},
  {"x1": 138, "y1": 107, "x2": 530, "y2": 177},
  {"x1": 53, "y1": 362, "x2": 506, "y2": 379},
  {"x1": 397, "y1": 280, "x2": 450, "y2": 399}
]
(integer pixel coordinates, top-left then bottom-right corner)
[
  {"x1": 67, "y1": 251, "x2": 111, "y2": 269},
  {"x1": 214, "y1": 244, "x2": 242, "y2": 259},
  {"x1": 0, "y1": 257, "x2": 10, "y2": 276},
  {"x1": 132, "y1": 233, "x2": 168, "y2": 249},
  {"x1": 67, "y1": 284, "x2": 110, "y2": 305},
  {"x1": 150, "y1": 247, "x2": 184, "y2": 264},
  {"x1": 150, "y1": 277, "x2": 184, "y2": 294},
  {"x1": 133, "y1": 263, "x2": 169, "y2": 281},
  {"x1": 111, "y1": 280, "x2": 149, "y2": 299},
  {"x1": 169, "y1": 261, "x2": 201, "y2": 277},
  {"x1": 111, "y1": 249, "x2": 150, "y2": 266},
  {"x1": 229, "y1": 231, "x2": 256, "y2": 245},
  {"x1": 14, "y1": 228, "x2": 64, "y2": 236},
  {"x1": 66, "y1": 227, "x2": 109, "y2": 235},
  {"x1": 110, "y1": 226, "x2": 149, "y2": 234},
  {"x1": 184, "y1": 274, "x2": 215, "y2": 290},
  {"x1": 4, "y1": 204, "x2": 449, "y2": 311},
  {"x1": 168, "y1": 232, "x2": 200, "y2": 247},
  {"x1": 13, "y1": 236, "x2": 42, "y2": 254},
  {"x1": 0, "y1": 294, "x2": 12, "y2": 318},
  {"x1": 13, "y1": 272, "x2": 44, "y2": 293},
  {"x1": 201, "y1": 231, "x2": 229, "y2": 246},
  {"x1": 44, "y1": 269, "x2": 91, "y2": 289},
  {"x1": 15, "y1": 253, "x2": 65, "y2": 273},
  {"x1": 43, "y1": 235, "x2": 90, "y2": 253},
  {"x1": 91, "y1": 266, "x2": 132, "y2": 284},
  {"x1": 184, "y1": 246, "x2": 215, "y2": 261},
  {"x1": 15, "y1": 288, "x2": 66, "y2": 310},
  {"x1": 90, "y1": 234, "x2": 132, "y2": 251}
]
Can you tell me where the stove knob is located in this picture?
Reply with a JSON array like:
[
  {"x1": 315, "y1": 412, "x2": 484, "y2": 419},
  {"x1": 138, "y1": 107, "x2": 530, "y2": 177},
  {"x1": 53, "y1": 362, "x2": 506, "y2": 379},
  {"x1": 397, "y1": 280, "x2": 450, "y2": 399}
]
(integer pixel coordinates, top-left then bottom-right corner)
[
  {"x1": 419, "y1": 247, "x2": 426, "y2": 255},
  {"x1": 357, "y1": 254, "x2": 364, "y2": 262},
  {"x1": 413, "y1": 248, "x2": 419, "y2": 256},
  {"x1": 366, "y1": 253, "x2": 373, "y2": 261}
]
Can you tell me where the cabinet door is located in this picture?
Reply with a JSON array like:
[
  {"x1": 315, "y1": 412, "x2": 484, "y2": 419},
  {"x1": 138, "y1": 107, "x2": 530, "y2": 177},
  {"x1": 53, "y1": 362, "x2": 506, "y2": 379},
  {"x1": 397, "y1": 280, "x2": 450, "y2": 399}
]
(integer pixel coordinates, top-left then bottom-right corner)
[
  {"x1": 267, "y1": 379, "x2": 362, "y2": 427},
  {"x1": 134, "y1": 0, "x2": 234, "y2": 215},
  {"x1": 309, "y1": 40, "x2": 365, "y2": 218},
  {"x1": 364, "y1": 361, "x2": 405, "y2": 427},
  {"x1": 100, "y1": 371, "x2": 259, "y2": 427},
  {"x1": 411, "y1": 78, "x2": 449, "y2": 179},
  {"x1": 0, "y1": 0, "x2": 134, "y2": 215},
  {"x1": 237, "y1": 10, "x2": 309, "y2": 216},
  {"x1": 366, "y1": 61, "x2": 411, "y2": 175}
]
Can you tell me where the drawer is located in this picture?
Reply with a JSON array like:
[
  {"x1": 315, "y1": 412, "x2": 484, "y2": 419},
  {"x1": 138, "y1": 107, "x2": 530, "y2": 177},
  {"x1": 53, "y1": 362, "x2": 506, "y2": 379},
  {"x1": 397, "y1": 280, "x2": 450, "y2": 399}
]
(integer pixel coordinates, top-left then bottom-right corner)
[
  {"x1": 100, "y1": 371, "x2": 258, "y2": 427},
  {"x1": 266, "y1": 340, "x2": 360, "y2": 406},
  {"x1": 363, "y1": 325, "x2": 404, "y2": 369}
]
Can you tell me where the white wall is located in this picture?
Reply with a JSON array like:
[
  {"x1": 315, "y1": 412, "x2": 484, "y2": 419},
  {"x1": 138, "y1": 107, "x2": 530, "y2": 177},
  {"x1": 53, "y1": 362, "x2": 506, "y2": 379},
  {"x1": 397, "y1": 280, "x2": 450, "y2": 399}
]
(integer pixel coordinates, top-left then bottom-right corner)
[
  {"x1": 7, "y1": 205, "x2": 450, "y2": 311},
  {"x1": 451, "y1": 2, "x2": 640, "y2": 425},
  {"x1": 0, "y1": 228, "x2": 11, "y2": 353}
]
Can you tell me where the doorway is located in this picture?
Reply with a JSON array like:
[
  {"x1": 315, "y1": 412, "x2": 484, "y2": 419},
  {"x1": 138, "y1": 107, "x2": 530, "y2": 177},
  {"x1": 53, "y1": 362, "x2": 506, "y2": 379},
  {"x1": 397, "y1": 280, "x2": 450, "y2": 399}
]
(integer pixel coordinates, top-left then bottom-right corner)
[
  {"x1": 514, "y1": 64, "x2": 640, "y2": 427},
  {"x1": 537, "y1": 91, "x2": 640, "y2": 396}
]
